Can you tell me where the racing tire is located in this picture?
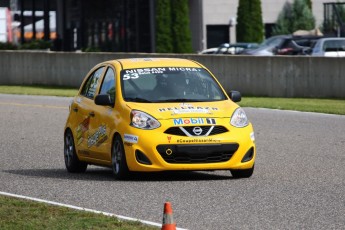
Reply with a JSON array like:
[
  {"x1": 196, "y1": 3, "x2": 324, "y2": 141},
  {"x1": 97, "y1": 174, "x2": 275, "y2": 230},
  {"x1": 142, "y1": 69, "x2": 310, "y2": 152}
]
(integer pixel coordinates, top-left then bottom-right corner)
[
  {"x1": 230, "y1": 165, "x2": 254, "y2": 179},
  {"x1": 112, "y1": 135, "x2": 130, "y2": 180},
  {"x1": 64, "y1": 129, "x2": 87, "y2": 173}
]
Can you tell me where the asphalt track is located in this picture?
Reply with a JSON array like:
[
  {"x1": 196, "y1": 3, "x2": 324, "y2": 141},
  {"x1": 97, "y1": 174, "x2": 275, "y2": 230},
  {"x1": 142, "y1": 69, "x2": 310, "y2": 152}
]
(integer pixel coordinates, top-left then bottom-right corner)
[{"x1": 0, "y1": 93, "x2": 345, "y2": 230}]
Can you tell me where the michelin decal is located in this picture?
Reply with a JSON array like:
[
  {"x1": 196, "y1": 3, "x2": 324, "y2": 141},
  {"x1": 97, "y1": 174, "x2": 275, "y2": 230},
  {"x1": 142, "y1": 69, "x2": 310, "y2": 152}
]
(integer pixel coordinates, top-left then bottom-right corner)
[{"x1": 124, "y1": 134, "x2": 139, "y2": 144}]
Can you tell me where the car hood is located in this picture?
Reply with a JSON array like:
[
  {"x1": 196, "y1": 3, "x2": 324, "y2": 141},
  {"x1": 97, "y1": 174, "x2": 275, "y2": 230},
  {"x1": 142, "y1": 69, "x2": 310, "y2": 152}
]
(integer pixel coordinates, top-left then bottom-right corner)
[{"x1": 125, "y1": 101, "x2": 238, "y2": 120}]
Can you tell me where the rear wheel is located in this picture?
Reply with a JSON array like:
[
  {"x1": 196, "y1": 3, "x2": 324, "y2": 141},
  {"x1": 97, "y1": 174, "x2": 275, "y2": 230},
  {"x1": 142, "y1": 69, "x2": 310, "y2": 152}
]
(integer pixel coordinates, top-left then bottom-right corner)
[
  {"x1": 64, "y1": 130, "x2": 87, "y2": 173},
  {"x1": 112, "y1": 135, "x2": 130, "y2": 179},
  {"x1": 230, "y1": 165, "x2": 254, "y2": 179}
]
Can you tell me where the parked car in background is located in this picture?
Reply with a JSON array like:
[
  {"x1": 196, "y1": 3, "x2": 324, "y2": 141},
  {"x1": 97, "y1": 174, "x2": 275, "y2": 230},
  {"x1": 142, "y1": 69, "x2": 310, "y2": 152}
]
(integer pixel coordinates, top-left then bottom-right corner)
[
  {"x1": 199, "y1": 43, "x2": 258, "y2": 55},
  {"x1": 241, "y1": 35, "x2": 324, "y2": 56},
  {"x1": 199, "y1": 47, "x2": 219, "y2": 54},
  {"x1": 310, "y1": 37, "x2": 345, "y2": 57}
]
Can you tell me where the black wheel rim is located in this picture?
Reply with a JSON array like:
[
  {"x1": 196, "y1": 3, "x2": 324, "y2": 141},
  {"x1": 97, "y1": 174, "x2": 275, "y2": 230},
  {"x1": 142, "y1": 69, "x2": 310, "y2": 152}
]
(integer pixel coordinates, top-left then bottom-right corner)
[
  {"x1": 64, "y1": 133, "x2": 73, "y2": 167},
  {"x1": 112, "y1": 139, "x2": 122, "y2": 174}
]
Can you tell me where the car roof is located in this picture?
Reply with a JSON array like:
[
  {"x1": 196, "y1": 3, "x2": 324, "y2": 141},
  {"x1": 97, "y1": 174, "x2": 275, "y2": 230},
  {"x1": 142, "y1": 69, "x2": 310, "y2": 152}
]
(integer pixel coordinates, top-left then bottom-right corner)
[
  {"x1": 316, "y1": 37, "x2": 345, "y2": 42},
  {"x1": 109, "y1": 58, "x2": 202, "y2": 69}
]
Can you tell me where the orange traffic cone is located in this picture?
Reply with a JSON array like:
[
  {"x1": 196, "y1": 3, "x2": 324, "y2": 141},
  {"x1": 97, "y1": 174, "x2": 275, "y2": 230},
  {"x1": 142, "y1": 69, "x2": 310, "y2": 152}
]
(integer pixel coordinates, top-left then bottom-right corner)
[{"x1": 161, "y1": 202, "x2": 176, "y2": 230}]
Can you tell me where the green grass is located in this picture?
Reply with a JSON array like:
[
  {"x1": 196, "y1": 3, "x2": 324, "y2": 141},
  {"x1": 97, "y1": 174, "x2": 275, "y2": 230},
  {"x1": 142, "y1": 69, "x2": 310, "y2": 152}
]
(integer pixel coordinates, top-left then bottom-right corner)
[
  {"x1": 0, "y1": 85, "x2": 78, "y2": 97},
  {"x1": 238, "y1": 97, "x2": 345, "y2": 115},
  {"x1": 0, "y1": 195, "x2": 158, "y2": 230},
  {"x1": 0, "y1": 85, "x2": 344, "y2": 115}
]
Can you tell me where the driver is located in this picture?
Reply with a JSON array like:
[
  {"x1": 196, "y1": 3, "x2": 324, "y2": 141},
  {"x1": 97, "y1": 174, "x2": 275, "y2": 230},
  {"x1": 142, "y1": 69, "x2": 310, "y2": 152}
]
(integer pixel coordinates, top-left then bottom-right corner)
[
  {"x1": 151, "y1": 74, "x2": 173, "y2": 98},
  {"x1": 170, "y1": 75, "x2": 189, "y2": 96}
]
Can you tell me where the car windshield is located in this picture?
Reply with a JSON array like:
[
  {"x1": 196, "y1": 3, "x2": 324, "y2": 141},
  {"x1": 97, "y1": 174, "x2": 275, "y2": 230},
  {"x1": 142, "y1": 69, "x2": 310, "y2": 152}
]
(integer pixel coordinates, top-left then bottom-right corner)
[
  {"x1": 120, "y1": 67, "x2": 227, "y2": 103},
  {"x1": 260, "y1": 36, "x2": 284, "y2": 47},
  {"x1": 323, "y1": 40, "x2": 345, "y2": 51}
]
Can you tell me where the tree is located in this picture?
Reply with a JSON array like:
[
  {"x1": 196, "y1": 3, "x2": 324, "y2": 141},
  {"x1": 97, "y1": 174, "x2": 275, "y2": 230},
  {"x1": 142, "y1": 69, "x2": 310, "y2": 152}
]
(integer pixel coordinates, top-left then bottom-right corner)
[
  {"x1": 292, "y1": 0, "x2": 315, "y2": 31},
  {"x1": 272, "y1": 2, "x2": 293, "y2": 35},
  {"x1": 305, "y1": 0, "x2": 312, "y2": 10},
  {"x1": 236, "y1": 0, "x2": 264, "y2": 43},
  {"x1": 272, "y1": 0, "x2": 315, "y2": 35},
  {"x1": 171, "y1": 0, "x2": 193, "y2": 53},
  {"x1": 155, "y1": 0, "x2": 192, "y2": 53},
  {"x1": 155, "y1": 0, "x2": 173, "y2": 53}
]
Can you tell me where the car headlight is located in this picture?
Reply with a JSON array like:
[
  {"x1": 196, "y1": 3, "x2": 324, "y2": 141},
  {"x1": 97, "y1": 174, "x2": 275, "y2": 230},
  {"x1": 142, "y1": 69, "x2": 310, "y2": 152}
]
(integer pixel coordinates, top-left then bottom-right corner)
[
  {"x1": 230, "y1": 107, "x2": 249, "y2": 128},
  {"x1": 131, "y1": 110, "x2": 160, "y2": 129}
]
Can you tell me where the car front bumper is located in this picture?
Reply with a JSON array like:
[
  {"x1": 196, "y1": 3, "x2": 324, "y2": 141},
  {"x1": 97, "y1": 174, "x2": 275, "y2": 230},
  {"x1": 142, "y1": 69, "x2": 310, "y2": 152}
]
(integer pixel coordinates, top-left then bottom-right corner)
[{"x1": 122, "y1": 121, "x2": 256, "y2": 172}]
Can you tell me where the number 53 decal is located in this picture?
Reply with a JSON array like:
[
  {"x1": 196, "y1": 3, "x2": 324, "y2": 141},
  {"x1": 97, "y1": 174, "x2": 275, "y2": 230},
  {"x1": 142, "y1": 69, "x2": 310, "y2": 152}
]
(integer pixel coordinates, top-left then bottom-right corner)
[{"x1": 123, "y1": 73, "x2": 140, "y2": 80}]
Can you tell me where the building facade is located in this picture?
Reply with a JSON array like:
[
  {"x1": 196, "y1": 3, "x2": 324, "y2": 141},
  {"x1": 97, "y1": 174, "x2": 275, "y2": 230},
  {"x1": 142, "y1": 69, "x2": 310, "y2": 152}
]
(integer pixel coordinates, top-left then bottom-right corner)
[
  {"x1": 4, "y1": 0, "x2": 344, "y2": 53},
  {"x1": 201, "y1": 0, "x2": 344, "y2": 51}
]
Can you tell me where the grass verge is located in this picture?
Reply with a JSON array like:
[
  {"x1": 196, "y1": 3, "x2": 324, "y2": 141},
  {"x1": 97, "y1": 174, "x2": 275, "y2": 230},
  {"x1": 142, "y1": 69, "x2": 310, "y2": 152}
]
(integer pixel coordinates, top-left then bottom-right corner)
[
  {"x1": 0, "y1": 85, "x2": 344, "y2": 115},
  {"x1": 0, "y1": 85, "x2": 78, "y2": 97},
  {"x1": 0, "y1": 195, "x2": 158, "y2": 230},
  {"x1": 238, "y1": 97, "x2": 345, "y2": 115}
]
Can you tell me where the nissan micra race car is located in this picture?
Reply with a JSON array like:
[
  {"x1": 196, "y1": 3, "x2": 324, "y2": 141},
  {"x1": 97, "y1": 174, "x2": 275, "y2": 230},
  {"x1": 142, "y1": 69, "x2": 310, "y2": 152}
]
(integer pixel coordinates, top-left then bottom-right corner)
[{"x1": 64, "y1": 58, "x2": 256, "y2": 179}]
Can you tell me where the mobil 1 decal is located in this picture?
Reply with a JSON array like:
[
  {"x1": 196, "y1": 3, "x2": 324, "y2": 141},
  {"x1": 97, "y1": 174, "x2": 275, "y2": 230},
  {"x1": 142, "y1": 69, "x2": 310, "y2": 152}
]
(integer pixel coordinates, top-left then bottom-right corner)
[{"x1": 173, "y1": 118, "x2": 216, "y2": 126}]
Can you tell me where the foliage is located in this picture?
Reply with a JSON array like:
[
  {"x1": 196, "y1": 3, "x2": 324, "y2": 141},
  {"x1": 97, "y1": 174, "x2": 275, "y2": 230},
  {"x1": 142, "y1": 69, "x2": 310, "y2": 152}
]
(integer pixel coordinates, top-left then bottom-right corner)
[
  {"x1": 0, "y1": 40, "x2": 53, "y2": 50},
  {"x1": 82, "y1": 46, "x2": 102, "y2": 52},
  {"x1": 0, "y1": 42, "x2": 18, "y2": 50},
  {"x1": 171, "y1": 0, "x2": 193, "y2": 53},
  {"x1": 156, "y1": 0, "x2": 173, "y2": 53},
  {"x1": 20, "y1": 39, "x2": 52, "y2": 50},
  {"x1": 272, "y1": 2, "x2": 294, "y2": 35},
  {"x1": 272, "y1": 0, "x2": 315, "y2": 35},
  {"x1": 304, "y1": 0, "x2": 312, "y2": 10},
  {"x1": 236, "y1": 0, "x2": 264, "y2": 43},
  {"x1": 155, "y1": 0, "x2": 192, "y2": 53},
  {"x1": 292, "y1": 0, "x2": 315, "y2": 31}
]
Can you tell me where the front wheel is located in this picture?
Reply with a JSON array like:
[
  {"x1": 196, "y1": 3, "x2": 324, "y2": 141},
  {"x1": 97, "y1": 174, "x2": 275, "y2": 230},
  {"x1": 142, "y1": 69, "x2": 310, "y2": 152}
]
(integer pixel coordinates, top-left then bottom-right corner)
[
  {"x1": 112, "y1": 135, "x2": 130, "y2": 179},
  {"x1": 230, "y1": 165, "x2": 254, "y2": 179},
  {"x1": 64, "y1": 129, "x2": 87, "y2": 173}
]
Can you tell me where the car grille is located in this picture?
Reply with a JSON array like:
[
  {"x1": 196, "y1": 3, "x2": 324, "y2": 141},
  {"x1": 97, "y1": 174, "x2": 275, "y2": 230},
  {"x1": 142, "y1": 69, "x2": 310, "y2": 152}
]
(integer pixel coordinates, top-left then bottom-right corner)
[
  {"x1": 164, "y1": 126, "x2": 228, "y2": 136},
  {"x1": 156, "y1": 143, "x2": 239, "y2": 164}
]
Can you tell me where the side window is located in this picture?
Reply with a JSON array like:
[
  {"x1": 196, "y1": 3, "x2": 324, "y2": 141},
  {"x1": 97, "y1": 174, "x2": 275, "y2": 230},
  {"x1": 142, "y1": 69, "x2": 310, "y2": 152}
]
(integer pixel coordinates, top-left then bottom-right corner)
[
  {"x1": 99, "y1": 67, "x2": 116, "y2": 103},
  {"x1": 80, "y1": 67, "x2": 105, "y2": 99}
]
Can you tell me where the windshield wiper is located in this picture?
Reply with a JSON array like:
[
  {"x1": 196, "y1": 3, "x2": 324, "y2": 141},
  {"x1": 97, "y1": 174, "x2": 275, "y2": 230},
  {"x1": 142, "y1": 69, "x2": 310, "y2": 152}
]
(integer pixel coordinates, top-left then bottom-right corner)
[{"x1": 125, "y1": 97, "x2": 153, "y2": 103}]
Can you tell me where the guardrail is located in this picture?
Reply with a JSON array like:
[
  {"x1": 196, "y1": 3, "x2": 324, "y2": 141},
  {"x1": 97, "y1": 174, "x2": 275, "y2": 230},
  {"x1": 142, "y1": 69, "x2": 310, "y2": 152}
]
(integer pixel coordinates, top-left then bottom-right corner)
[{"x1": 0, "y1": 51, "x2": 344, "y2": 98}]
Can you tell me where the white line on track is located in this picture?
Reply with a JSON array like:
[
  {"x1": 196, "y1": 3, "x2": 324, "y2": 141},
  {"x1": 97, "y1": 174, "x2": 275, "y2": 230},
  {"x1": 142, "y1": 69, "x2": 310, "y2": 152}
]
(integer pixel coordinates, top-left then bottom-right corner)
[{"x1": 0, "y1": 191, "x2": 187, "y2": 230}]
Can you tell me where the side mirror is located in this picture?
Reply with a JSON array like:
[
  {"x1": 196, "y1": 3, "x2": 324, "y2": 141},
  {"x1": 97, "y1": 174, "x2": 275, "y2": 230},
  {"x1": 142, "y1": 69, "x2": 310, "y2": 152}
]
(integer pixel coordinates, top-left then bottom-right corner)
[
  {"x1": 95, "y1": 94, "x2": 114, "y2": 106},
  {"x1": 228, "y1": 91, "x2": 241, "y2": 102}
]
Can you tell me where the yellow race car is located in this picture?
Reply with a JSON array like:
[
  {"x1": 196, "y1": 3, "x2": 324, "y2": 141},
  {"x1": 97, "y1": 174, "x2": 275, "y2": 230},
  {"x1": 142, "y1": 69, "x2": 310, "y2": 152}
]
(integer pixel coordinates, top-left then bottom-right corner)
[{"x1": 64, "y1": 58, "x2": 256, "y2": 179}]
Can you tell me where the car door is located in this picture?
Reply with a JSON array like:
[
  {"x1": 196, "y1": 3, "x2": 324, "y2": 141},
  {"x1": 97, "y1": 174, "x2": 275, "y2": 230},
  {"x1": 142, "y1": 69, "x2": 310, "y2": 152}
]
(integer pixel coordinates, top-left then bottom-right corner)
[
  {"x1": 72, "y1": 66, "x2": 105, "y2": 160},
  {"x1": 86, "y1": 66, "x2": 117, "y2": 162}
]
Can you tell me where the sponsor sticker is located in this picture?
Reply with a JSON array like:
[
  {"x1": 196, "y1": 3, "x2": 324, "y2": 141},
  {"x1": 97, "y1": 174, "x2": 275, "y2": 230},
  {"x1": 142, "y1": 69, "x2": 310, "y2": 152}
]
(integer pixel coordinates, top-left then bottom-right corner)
[
  {"x1": 124, "y1": 134, "x2": 139, "y2": 144},
  {"x1": 173, "y1": 118, "x2": 216, "y2": 126},
  {"x1": 159, "y1": 106, "x2": 218, "y2": 114},
  {"x1": 206, "y1": 118, "x2": 216, "y2": 124},
  {"x1": 87, "y1": 125, "x2": 107, "y2": 148},
  {"x1": 250, "y1": 132, "x2": 255, "y2": 141},
  {"x1": 173, "y1": 118, "x2": 204, "y2": 125},
  {"x1": 122, "y1": 67, "x2": 203, "y2": 81},
  {"x1": 76, "y1": 117, "x2": 90, "y2": 145},
  {"x1": 173, "y1": 108, "x2": 209, "y2": 114},
  {"x1": 176, "y1": 138, "x2": 221, "y2": 143}
]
